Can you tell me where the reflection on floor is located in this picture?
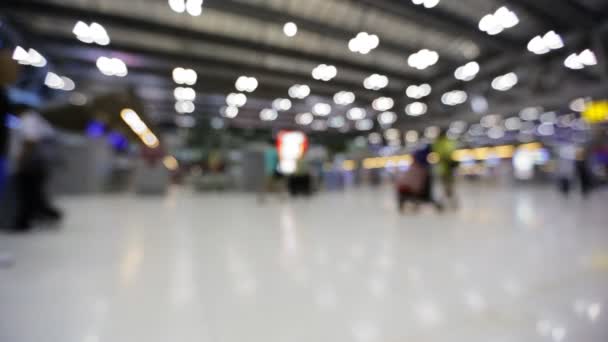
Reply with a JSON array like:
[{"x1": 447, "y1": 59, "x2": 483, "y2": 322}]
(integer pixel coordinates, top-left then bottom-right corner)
[{"x1": 1, "y1": 185, "x2": 608, "y2": 342}]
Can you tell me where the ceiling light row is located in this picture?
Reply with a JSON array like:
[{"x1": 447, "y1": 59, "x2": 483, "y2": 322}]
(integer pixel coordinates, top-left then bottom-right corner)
[
  {"x1": 172, "y1": 67, "x2": 197, "y2": 85},
  {"x1": 441, "y1": 90, "x2": 468, "y2": 106},
  {"x1": 334, "y1": 91, "x2": 356, "y2": 106},
  {"x1": 348, "y1": 32, "x2": 380, "y2": 55},
  {"x1": 96, "y1": 56, "x2": 127, "y2": 77},
  {"x1": 491, "y1": 72, "x2": 518, "y2": 91},
  {"x1": 454, "y1": 61, "x2": 480, "y2": 81},
  {"x1": 408, "y1": 49, "x2": 439, "y2": 70},
  {"x1": 44, "y1": 72, "x2": 75, "y2": 91},
  {"x1": 411, "y1": 0, "x2": 440, "y2": 9},
  {"x1": 479, "y1": 6, "x2": 519, "y2": 36},
  {"x1": 12, "y1": 46, "x2": 47, "y2": 68},
  {"x1": 406, "y1": 83, "x2": 432, "y2": 99},
  {"x1": 527, "y1": 31, "x2": 564, "y2": 55},
  {"x1": 312, "y1": 64, "x2": 337, "y2": 82},
  {"x1": 564, "y1": 49, "x2": 597, "y2": 70},
  {"x1": 235, "y1": 76, "x2": 258, "y2": 92},
  {"x1": 73, "y1": 21, "x2": 110, "y2": 46},
  {"x1": 364, "y1": 73, "x2": 389, "y2": 90},
  {"x1": 168, "y1": 0, "x2": 203, "y2": 16},
  {"x1": 288, "y1": 84, "x2": 310, "y2": 99}
]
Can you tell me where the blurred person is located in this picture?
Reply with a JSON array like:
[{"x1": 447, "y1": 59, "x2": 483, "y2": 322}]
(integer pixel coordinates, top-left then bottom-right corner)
[
  {"x1": 288, "y1": 154, "x2": 312, "y2": 197},
  {"x1": 13, "y1": 106, "x2": 62, "y2": 231},
  {"x1": 258, "y1": 139, "x2": 282, "y2": 202},
  {"x1": 556, "y1": 141, "x2": 576, "y2": 197},
  {"x1": 0, "y1": 48, "x2": 19, "y2": 266},
  {"x1": 396, "y1": 145, "x2": 442, "y2": 213},
  {"x1": 432, "y1": 130, "x2": 458, "y2": 208},
  {"x1": 576, "y1": 147, "x2": 593, "y2": 198}
]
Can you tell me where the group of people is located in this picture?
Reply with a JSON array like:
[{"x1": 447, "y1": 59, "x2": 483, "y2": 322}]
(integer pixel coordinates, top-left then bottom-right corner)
[
  {"x1": 0, "y1": 49, "x2": 62, "y2": 232},
  {"x1": 396, "y1": 130, "x2": 458, "y2": 213}
]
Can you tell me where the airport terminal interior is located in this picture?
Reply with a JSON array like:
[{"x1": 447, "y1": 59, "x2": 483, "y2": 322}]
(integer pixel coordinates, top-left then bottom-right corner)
[{"x1": 1, "y1": 0, "x2": 608, "y2": 341}]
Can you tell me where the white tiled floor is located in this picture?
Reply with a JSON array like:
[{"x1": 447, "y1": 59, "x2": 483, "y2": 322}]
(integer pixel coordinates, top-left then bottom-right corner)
[{"x1": 1, "y1": 184, "x2": 608, "y2": 342}]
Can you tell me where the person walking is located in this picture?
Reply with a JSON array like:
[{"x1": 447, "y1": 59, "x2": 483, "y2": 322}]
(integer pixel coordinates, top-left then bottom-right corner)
[{"x1": 432, "y1": 130, "x2": 458, "y2": 208}]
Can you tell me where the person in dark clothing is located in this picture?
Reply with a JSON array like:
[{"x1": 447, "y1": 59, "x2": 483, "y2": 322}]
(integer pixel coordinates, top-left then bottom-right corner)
[{"x1": 14, "y1": 139, "x2": 62, "y2": 230}]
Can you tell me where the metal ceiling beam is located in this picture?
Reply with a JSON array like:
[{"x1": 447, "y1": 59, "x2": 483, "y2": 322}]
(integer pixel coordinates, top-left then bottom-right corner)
[
  {"x1": 29, "y1": 32, "x2": 398, "y2": 101},
  {"x1": 202, "y1": 0, "x2": 462, "y2": 66},
  {"x1": 348, "y1": 0, "x2": 522, "y2": 52},
  {"x1": 508, "y1": 0, "x2": 598, "y2": 30},
  {"x1": 0, "y1": 0, "x2": 425, "y2": 84}
]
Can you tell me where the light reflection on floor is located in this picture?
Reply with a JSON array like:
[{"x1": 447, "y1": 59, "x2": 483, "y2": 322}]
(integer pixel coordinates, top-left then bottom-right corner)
[{"x1": 1, "y1": 184, "x2": 607, "y2": 342}]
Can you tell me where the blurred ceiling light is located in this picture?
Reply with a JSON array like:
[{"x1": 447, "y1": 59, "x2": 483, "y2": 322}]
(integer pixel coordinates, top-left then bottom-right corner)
[
  {"x1": 412, "y1": 0, "x2": 440, "y2": 8},
  {"x1": 44, "y1": 72, "x2": 75, "y2": 91},
  {"x1": 334, "y1": 91, "x2": 355, "y2": 105},
  {"x1": 273, "y1": 98, "x2": 292, "y2": 111},
  {"x1": 540, "y1": 111, "x2": 557, "y2": 124},
  {"x1": 504, "y1": 117, "x2": 522, "y2": 130},
  {"x1": 454, "y1": 61, "x2": 480, "y2": 81},
  {"x1": 479, "y1": 6, "x2": 519, "y2": 35},
  {"x1": 260, "y1": 108, "x2": 278, "y2": 121},
  {"x1": 288, "y1": 84, "x2": 310, "y2": 99},
  {"x1": 537, "y1": 122, "x2": 555, "y2": 136},
  {"x1": 378, "y1": 111, "x2": 397, "y2": 125},
  {"x1": 449, "y1": 120, "x2": 467, "y2": 134},
  {"x1": 372, "y1": 97, "x2": 394, "y2": 111},
  {"x1": 425, "y1": 126, "x2": 440, "y2": 139},
  {"x1": 96, "y1": 56, "x2": 127, "y2": 77},
  {"x1": 226, "y1": 92, "x2": 247, "y2": 107},
  {"x1": 347, "y1": 107, "x2": 366, "y2": 120},
  {"x1": 174, "y1": 87, "x2": 196, "y2": 101},
  {"x1": 569, "y1": 98, "x2": 588, "y2": 112},
  {"x1": 406, "y1": 83, "x2": 432, "y2": 99},
  {"x1": 471, "y1": 95, "x2": 488, "y2": 113},
  {"x1": 363, "y1": 74, "x2": 389, "y2": 90},
  {"x1": 328, "y1": 116, "x2": 346, "y2": 128},
  {"x1": 487, "y1": 126, "x2": 505, "y2": 139},
  {"x1": 313, "y1": 103, "x2": 331, "y2": 116},
  {"x1": 311, "y1": 120, "x2": 328, "y2": 131},
  {"x1": 235, "y1": 76, "x2": 258, "y2": 92},
  {"x1": 295, "y1": 112, "x2": 314, "y2": 126},
  {"x1": 312, "y1": 64, "x2": 337, "y2": 82},
  {"x1": 44, "y1": 72, "x2": 63, "y2": 89},
  {"x1": 564, "y1": 49, "x2": 597, "y2": 70},
  {"x1": 355, "y1": 119, "x2": 374, "y2": 131},
  {"x1": 175, "y1": 100, "x2": 195, "y2": 114},
  {"x1": 120, "y1": 108, "x2": 159, "y2": 148},
  {"x1": 60, "y1": 76, "x2": 75, "y2": 91},
  {"x1": 405, "y1": 130, "x2": 419, "y2": 143},
  {"x1": 172, "y1": 67, "x2": 197, "y2": 85},
  {"x1": 283, "y1": 22, "x2": 298, "y2": 37},
  {"x1": 384, "y1": 128, "x2": 400, "y2": 141},
  {"x1": 368, "y1": 132, "x2": 382, "y2": 145},
  {"x1": 481, "y1": 114, "x2": 501, "y2": 128},
  {"x1": 408, "y1": 49, "x2": 439, "y2": 70},
  {"x1": 168, "y1": 0, "x2": 186, "y2": 13},
  {"x1": 169, "y1": 0, "x2": 203, "y2": 16},
  {"x1": 72, "y1": 21, "x2": 110, "y2": 46},
  {"x1": 441, "y1": 90, "x2": 468, "y2": 106},
  {"x1": 12, "y1": 46, "x2": 47, "y2": 67},
  {"x1": 221, "y1": 105, "x2": 239, "y2": 118},
  {"x1": 491, "y1": 72, "x2": 518, "y2": 91},
  {"x1": 520, "y1": 106, "x2": 541, "y2": 121},
  {"x1": 405, "y1": 102, "x2": 427, "y2": 116},
  {"x1": 527, "y1": 31, "x2": 564, "y2": 55},
  {"x1": 348, "y1": 32, "x2": 380, "y2": 55}
]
